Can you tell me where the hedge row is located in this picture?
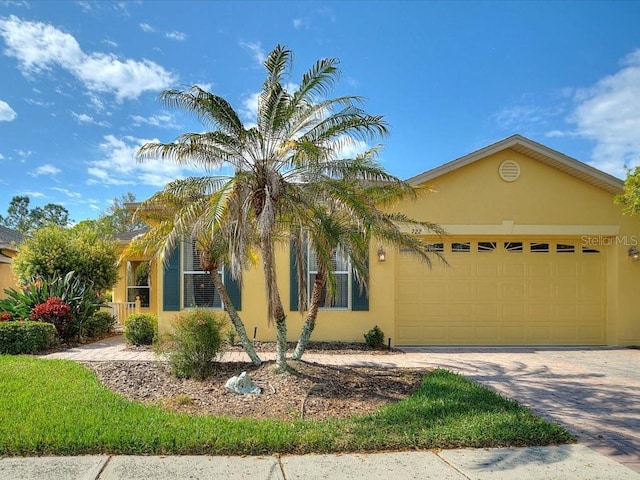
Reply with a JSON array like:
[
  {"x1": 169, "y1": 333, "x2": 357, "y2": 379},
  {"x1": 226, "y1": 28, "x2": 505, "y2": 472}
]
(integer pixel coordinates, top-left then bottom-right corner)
[{"x1": 0, "y1": 321, "x2": 56, "y2": 354}]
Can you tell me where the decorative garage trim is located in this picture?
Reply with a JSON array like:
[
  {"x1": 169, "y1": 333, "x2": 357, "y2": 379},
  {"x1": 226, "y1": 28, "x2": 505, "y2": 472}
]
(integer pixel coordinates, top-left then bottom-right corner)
[{"x1": 402, "y1": 221, "x2": 620, "y2": 236}]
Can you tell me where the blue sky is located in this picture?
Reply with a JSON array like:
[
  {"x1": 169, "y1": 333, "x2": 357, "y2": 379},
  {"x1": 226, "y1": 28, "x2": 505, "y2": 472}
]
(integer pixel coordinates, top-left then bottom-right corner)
[{"x1": 1, "y1": 1, "x2": 639, "y2": 223}]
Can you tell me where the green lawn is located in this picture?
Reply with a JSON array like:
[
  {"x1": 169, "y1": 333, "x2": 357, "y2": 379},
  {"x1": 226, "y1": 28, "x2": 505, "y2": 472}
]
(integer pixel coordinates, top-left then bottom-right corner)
[{"x1": 0, "y1": 356, "x2": 573, "y2": 455}]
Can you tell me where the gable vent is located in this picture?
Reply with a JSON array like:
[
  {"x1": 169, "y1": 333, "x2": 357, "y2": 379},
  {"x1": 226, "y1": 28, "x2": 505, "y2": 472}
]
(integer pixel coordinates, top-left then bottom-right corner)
[{"x1": 499, "y1": 160, "x2": 520, "y2": 182}]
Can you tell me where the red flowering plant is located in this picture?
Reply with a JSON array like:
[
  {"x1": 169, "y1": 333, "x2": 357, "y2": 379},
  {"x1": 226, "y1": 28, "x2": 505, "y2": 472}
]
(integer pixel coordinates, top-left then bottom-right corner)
[
  {"x1": 0, "y1": 312, "x2": 12, "y2": 322},
  {"x1": 30, "y1": 297, "x2": 73, "y2": 340}
]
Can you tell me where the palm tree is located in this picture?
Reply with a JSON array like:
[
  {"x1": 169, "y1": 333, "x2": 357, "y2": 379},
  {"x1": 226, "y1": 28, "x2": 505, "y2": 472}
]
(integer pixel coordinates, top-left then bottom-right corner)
[
  {"x1": 137, "y1": 45, "x2": 393, "y2": 372},
  {"x1": 123, "y1": 183, "x2": 262, "y2": 366},
  {"x1": 290, "y1": 157, "x2": 445, "y2": 360}
]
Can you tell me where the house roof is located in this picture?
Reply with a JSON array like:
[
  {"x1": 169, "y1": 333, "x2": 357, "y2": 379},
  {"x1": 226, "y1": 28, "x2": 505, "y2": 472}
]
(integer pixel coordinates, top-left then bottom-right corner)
[
  {"x1": 113, "y1": 228, "x2": 149, "y2": 243},
  {"x1": 0, "y1": 225, "x2": 22, "y2": 262},
  {"x1": 407, "y1": 134, "x2": 624, "y2": 195},
  {"x1": 0, "y1": 225, "x2": 23, "y2": 246}
]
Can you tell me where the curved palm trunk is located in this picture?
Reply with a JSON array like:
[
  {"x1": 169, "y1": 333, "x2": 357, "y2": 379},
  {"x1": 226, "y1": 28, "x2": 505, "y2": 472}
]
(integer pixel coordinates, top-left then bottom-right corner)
[
  {"x1": 210, "y1": 272, "x2": 262, "y2": 366},
  {"x1": 292, "y1": 267, "x2": 325, "y2": 360},
  {"x1": 260, "y1": 236, "x2": 289, "y2": 373}
]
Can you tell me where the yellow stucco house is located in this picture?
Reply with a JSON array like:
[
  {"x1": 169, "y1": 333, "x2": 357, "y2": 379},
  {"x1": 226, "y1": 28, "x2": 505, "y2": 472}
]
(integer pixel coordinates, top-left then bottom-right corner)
[
  {"x1": 113, "y1": 135, "x2": 640, "y2": 347},
  {"x1": 0, "y1": 226, "x2": 22, "y2": 299}
]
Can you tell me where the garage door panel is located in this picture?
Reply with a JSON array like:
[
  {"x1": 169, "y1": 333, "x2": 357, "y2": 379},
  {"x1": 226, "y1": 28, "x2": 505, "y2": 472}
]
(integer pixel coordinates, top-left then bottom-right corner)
[
  {"x1": 503, "y1": 264, "x2": 525, "y2": 277},
  {"x1": 528, "y1": 303, "x2": 552, "y2": 318},
  {"x1": 476, "y1": 264, "x2": 499, "y2": 277},
  {"x1": 396, "y1": 237, "x2": 606, "y2": 345},
  {"x1": 528, "y1": 263, "x2": 552, "y2": 277},
  {"x1": 476, "y1": 303, "x2": 499, "y2": 319},
  {"x1": 503, "y1": 282, "x2": 526, "y2": 298}
]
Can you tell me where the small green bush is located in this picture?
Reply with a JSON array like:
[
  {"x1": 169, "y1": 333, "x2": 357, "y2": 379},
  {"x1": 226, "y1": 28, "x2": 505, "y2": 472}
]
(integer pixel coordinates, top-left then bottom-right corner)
[
  {"x1": 124, "y1": 313, "x2": 157, "y2": 346},
  {"x1": 158, "y1": 310, "x2": 224, "y2": 379},
  {"x1": 364, "y1": 325, "x2": 385, "y2": 349},
  {"x1": 224, "y1": 328, "x2": 236, "y2": 346},
  {"x1": 0, "y1": 321, "x2": 56, "y2": 354},
  {"x1": 82, "y1": 311, "x2": 116, "y2": 338}
]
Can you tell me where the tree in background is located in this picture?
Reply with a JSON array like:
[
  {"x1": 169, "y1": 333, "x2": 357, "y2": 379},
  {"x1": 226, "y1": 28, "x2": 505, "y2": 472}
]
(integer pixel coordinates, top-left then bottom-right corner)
[
  {"x1": 0, "y1": 196, "x2": 70, "y2": 235},
  {"x1": 616, "y1": 165, "x2": 640, "y2": 216},
  {"x1": 98, "y1": 192, "x2": 147, "y2": 234},
  {"x1": 12, "y1": 224, "x2": 118, "y2": 293}
]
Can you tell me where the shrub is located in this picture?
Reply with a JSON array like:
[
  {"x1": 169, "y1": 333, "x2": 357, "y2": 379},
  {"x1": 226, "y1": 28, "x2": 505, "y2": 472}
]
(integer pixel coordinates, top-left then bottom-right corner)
[
  {"x1": 12, "y1": 224, "x2": 118, "y2": 293},
  {"x1": 224, "y1": 328, "x2": 236, "y2": 346},
  {"x1": 0, "y1": 272, "x2": 103, "y2": 341},
  {"x1": 158, "y1": 310, "x2": 224, "y2": 379},
  {"x1": 30, "y1": 297, "x2": 73, "y2": 340},
  {"x1": 364, "y1": 325, "x2": 385, "y2": 349},
  {"x1": 0, "y1": 321, "x2": 56, "y2": 354},
  {"x1": 124, "y1": 313, "x2": 157, "y2": 346},
  {"x1": 82, "y1": 311, "x2": 116, "y2": 338}
]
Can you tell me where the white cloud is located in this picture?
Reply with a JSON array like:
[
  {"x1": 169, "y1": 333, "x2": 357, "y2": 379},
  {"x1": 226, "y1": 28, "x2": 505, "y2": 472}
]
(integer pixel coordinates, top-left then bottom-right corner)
[
  {"x1": 130, "y1": 113, "x2": 178, "y2": 128},
  {"x1": 333, "y1": 137, "x2": 370, "y2": 160},
  {"x1": 292, "y1": 18, "x2": 310, "y2": 30},
  {"x1": 71, "y1": 111, "x2": 110, "y2": 127},
  {"x1": 25, "y1": 98, "x2": 53, "y2": 107},
  {"x1": 491, "y1": 100, "x2": 564, "y2": 133},
  {"x1": 165, "y1": 31, "x2": 186, "y2": 41},
  {"x1": 0, "y1": 15, "x2": 176, "y2": 101},
  {"x1": 21, "y1": 190, "x2": 45, "y2": 198},
  {"x1": 194, "y1": 82, "x2": 212, "y2": 92},
  {"x1": 50, "y1": 187, "x2": 82, "y2": 198},
  {"x1": 567, "y1": 48, "x2": 640, "y2": 177},
  {"x1": 29, "y1": 164, "x2": 61, "y2": 177},
  {"x1": 102, "y1": 39, "x2": 118, "y2": 48},
  {"x1": 139, "y1": 23, "x2": 155, "y2": 33},
  {"x1": 0, "y1": 153, "x2": 4, "y2": 160},
  {"x1": 87, "y1": 134, "x2": 207, "y2": 187},
  {"x1": 240, "y1": 41, "x2": 265, "y2": 66},
  {"x1": 0, "y1": 100, "x2": 17, "y2": 121}
]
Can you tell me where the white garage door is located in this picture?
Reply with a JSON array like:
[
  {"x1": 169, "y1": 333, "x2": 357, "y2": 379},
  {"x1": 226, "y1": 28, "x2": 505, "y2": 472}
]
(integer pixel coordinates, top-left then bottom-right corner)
[{"x1": 395, "y1": 238, "x2": 607, "y2": 345}]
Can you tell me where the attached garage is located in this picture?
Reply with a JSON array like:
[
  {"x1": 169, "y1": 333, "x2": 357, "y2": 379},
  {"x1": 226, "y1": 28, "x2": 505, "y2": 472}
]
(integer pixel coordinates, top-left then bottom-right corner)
[
  {"x1": 391, "y1": 135, "x2": 640, "y2": 347},
  {"x1": 395, "y1": 237, "x2": 607, "y2": 345}
]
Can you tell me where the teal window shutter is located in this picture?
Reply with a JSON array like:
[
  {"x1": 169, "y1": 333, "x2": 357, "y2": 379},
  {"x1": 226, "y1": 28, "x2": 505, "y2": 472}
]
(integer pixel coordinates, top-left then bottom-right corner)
[
  {"x1": 163, "y1": 246, "x2": 181, "y2": 311},
  {"x1": 289, "y1": 240, "x2": 299, "y2": 311},
  {"x1": 223, "y1": 268, "x2": 242, "y2": 311},
  {"x1": 351, "y1": 256, "x2": 369, "y2": 311}
]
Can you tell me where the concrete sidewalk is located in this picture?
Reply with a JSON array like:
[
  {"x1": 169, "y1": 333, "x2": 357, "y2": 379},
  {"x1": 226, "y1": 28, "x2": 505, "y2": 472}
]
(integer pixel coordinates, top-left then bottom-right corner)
[{"x1": 2, "y1": 445, "x2": 640, "y2": 480}]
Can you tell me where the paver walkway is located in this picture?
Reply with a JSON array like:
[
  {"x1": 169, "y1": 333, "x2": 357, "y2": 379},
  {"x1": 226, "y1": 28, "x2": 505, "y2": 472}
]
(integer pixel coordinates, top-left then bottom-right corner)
[{"x1": 43, "y1": 338, "x2": 640, "y2": 472}]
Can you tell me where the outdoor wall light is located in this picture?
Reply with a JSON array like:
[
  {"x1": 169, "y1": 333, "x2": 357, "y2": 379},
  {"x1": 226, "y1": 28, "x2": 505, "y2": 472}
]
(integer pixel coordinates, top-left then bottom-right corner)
[
  {"x1": 377, "y1": 247, "x2": 386, "y2": 262},
  {"x1": 628, "y1": 247, "x2": 640, "y2": 262}
]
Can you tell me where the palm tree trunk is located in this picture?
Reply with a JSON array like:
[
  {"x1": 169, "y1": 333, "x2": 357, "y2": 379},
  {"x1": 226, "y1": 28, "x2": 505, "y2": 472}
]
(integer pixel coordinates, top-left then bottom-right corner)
[
  {"x1": 210, "y1": 272, "x2": 262, "y2": 366},
  {"x1": 259, "y1": 234, "x2": 289, "y2": 373},
  {"x1": 292, "y1": 267, "x2": 325, "y2": 360}
]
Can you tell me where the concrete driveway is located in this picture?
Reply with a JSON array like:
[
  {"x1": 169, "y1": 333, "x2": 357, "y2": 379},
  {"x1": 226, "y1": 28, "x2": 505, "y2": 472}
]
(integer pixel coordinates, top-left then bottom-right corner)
[{"x1": 392, "y1": 347, "x2": 640, "y2": 473}]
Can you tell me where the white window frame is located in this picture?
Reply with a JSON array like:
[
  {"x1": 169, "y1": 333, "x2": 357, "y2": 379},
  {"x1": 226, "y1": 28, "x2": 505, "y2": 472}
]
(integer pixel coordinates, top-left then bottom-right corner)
[
  {"x1": 181, "y1": 238, "x2": 224, "y2": 310},
  {"x1": 307, "y1": 244, "x2": 351, "y2": 310},
  {"x1": 126, "y1": 260, "x2": 151, "y2": 308}
]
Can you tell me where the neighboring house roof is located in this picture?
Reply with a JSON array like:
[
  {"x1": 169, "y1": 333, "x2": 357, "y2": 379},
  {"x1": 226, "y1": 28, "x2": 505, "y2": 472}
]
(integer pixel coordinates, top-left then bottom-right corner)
[
  {"x1": 0, "y1": 225, "x2": 23, "y2": 246},
  {"x1": 0, "y1": 225, "x2": 23, "y2": 264},
  {"x1": 407, "y1": 134, "x2": 624, "y2": 195},
  {"x1": 113, "y1": 228, "x2": 149, "y2": 243}
]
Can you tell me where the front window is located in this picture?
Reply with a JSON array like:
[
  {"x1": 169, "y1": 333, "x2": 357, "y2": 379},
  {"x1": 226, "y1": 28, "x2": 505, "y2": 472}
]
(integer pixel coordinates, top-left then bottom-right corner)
[
  {"x1": 182, "y1": 238, "x2": 222, "y2": 309},
  {"x1": 308, "y1": 245, "x2": 350, "y2": 309},
  {"x1": 126, "y1": 261, "x2": 150, "y2": 308}
]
